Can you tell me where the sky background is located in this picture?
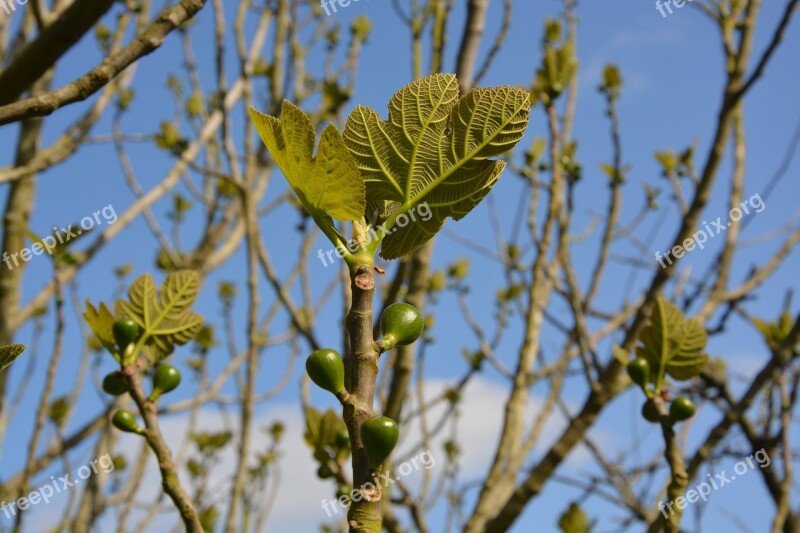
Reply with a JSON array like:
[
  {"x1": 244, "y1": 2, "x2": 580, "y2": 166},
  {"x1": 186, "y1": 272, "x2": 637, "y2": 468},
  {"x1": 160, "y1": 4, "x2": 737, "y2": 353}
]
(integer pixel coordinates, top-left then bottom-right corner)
[{"x1": 1, "y1": 0, "x2": 799, "y2": 531}]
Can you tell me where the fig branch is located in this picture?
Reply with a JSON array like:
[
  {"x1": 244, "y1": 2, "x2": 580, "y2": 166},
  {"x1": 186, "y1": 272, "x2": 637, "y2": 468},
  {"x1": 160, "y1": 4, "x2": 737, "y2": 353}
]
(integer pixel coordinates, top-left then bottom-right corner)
[
  {"x1": 254, "y1": 71, "x2": 529, "y2": 533},
  {"x1": 84, "y1": 271, "x2": 203, "y2": 530},
  {"x1": 343, "y1": 261, "x2": 382, "y2": 532},
  {"x1": 121, "y1": 365, "x2": 202, "y2": 532}
]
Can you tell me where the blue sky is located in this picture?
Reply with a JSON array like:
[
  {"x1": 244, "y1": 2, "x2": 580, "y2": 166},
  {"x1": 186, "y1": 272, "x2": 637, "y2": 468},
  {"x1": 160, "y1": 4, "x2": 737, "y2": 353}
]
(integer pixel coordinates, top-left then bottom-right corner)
[{"x1": 1, "y1": 0, "x2": 799, "y2": 531}]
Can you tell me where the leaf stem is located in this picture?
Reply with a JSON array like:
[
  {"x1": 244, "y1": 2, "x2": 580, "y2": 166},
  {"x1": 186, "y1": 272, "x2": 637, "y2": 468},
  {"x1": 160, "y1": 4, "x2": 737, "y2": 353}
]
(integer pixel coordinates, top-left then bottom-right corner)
[{"x1": 311, "y1": 212, "x2": 357, "y2": 264}]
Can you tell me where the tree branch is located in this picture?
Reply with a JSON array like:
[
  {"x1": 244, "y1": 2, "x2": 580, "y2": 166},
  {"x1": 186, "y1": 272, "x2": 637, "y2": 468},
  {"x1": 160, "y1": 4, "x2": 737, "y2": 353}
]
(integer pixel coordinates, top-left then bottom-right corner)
[{"x1": 0, "y1": 0, "x2": 209, "y2": 126}]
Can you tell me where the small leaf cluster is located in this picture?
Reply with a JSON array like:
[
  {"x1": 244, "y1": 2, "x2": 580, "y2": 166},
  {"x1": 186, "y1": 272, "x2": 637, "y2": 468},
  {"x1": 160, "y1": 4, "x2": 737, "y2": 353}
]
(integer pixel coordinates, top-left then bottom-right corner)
[
  {"x1": 598, "y1": 64, "x2": 623, "y2": 101},
  {"x1": 251, "y1": 73, "x2": 530, "y2": 262},
  {"x1": 654, "y1": 145, "x2": 696, "y2": 179},
  {"x1": 85, "y1": 270, "x2": 204, "y2": 365},
  {"x1": 620, "y1": 298, "x2": 709, "y2": 425},
  {"x1": 531, "y1": 19, "x2": 578, "y2": 106},
  {"x1": 752, "y1": 310, "x2": 800, "y2": 356},
  {"x1": 304, "y1": 406, "x2": 350, "y2": 480},
  {"x1": 85, "y1": 271, "x2": 204, "y2": 436},
  {"x1": 558, "y1": 502, "x2": 592, "y2": 533}
]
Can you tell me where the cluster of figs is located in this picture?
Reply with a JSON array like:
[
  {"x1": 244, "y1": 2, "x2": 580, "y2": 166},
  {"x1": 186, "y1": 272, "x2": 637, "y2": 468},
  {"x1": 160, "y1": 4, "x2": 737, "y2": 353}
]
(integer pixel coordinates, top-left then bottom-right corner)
[
  {"x1": 101, "y1": 319, "x2": 182, "y2": 435},
  {"x1": 306, "y1": 303, "x2": 424, "y2": 469},
  {"x1": 627, "y1": 357, "x2": 697, "y2": 425}
]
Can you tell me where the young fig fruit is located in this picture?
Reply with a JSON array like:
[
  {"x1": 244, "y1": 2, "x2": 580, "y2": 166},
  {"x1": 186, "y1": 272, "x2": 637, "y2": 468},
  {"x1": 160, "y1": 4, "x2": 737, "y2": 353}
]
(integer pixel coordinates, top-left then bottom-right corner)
[
  {"x1": 669, "y1": 396, "x2": 696, "y2": 424},
  {"x1": 102, "y1": 372, "x2": 130, "y2": 396},
  {"x1": 112, "y1": 410, "x2": 144, "y2": 435},
  {"x1": 317, "y1": 464, "x2": 334, "y2": 479},
  {"x1": 113, "y1": 319, "x2": 140, "y2": 350},
  {"x1": 360, "y1": 416, "x2": 399, "y2": 470},
  {"x1": 152, "y1": 364, "x2": 182, "y2": 399},
  {"x1": 379, "y1": 303, "x2": 424, "y2": 349},
  {"x1": 306, "y1": 349, "x2": 345, "y2": 396},
  {"x1": 627, "y1": 357, "x2": 650, "y2": 388},
  {"x1": 336, "y1": 485, "x2": 351, "y2": 500},
  {"x1": 641, "y1": 399, "x2": 661, "y2": 423},
  {"x1": 335, "y1": 429, "x2": 350, "y2": 449}
]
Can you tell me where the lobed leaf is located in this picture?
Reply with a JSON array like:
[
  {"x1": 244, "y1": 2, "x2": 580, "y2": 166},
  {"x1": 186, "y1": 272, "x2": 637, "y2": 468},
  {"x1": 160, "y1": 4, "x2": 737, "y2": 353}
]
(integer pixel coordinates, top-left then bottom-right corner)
[
  {"x1": 344, "y1": 73, "x2": 530, "y2": 259},
  {"x1": 250, "y1": 101, "x2": 365, "y2": 222},
  {"x1": 116, "y1": 270, "x2": 204, "y2": 361},
  {"x1": 84, "y1": 301, "x2": 118, "y2": 357},
  {"x1": 636, "y1": 298, "x2": 709, "y2": 382}
]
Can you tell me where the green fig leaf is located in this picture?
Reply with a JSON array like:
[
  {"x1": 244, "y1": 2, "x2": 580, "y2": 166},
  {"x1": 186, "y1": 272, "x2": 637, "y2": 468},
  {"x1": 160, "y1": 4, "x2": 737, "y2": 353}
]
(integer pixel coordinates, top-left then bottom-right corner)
[
  {"x1": 84, "y1": 302, "x2": 118, "y2": 358},
  {"x1": 343, "y1": 73, "x2": 530, "y2": 259},
  {"x1": 636, "y1": 298, "x2": 708, "y2": 383},
  {"x1": 116, "y1": 270, "x2": 204, "y2": 361},
  {"x1": 250, "y1": 101, "x2": 365, "y2": 222}
]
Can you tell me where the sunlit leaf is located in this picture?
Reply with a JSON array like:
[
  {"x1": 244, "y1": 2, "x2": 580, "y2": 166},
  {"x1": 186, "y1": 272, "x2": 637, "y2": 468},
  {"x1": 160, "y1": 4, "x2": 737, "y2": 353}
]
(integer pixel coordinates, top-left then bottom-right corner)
[
  {"x1": 116, "y1": 270, "x2": 204, "y2": 361},
  {"x1": 250, "y1": 101, "x2": 365, "y2": 222},
  {"x1": 83, "y1": 302, "x2": 118, "y2": 357},
  {"x1": 344, "y1": 73, "x2": 530, "y2": 259}
]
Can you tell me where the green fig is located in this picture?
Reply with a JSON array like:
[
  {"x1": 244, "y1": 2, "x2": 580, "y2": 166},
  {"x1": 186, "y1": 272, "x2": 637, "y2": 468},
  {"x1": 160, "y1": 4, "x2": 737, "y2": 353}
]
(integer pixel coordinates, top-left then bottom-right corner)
[
  {"x1": 317, "y1": 464, "x2": 334, "y2": 479},
  {"x1": 380, "y1": 303, "x2": 424, "y2": 349},
  {"x1": 306, "y1": 349, "x2": 345, "y2": 395},
  {"x1": 152, "y1": 364, "x2": 182, "y2": 398},
  {"x1": 336, "y1": 485, "x2": 351, "y2": 500},
  {"x1": 113, "y1": 319, "x2": 141, "y2": 350},
  {"x1": 669, "y1": 396, "x2": 696, "y2": 424},
  {"x1": 641, "y1": 399, "x2": 661, "y2": 423},
  {"x1": 360, "y1": 416, "x2": 399, "y2": 469},
  {"x1": 627, "y1": 358, "x2": 650, "y2": 388},
  {"x1": 335, "y1": 429, "x2": 350, "y2": 449},
  {"x1": 112, "y1": 410, "x2": 144, "y2": 435},
  {"x1": 102, "y1": 372, "x2": 130, "y2": 396}
]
